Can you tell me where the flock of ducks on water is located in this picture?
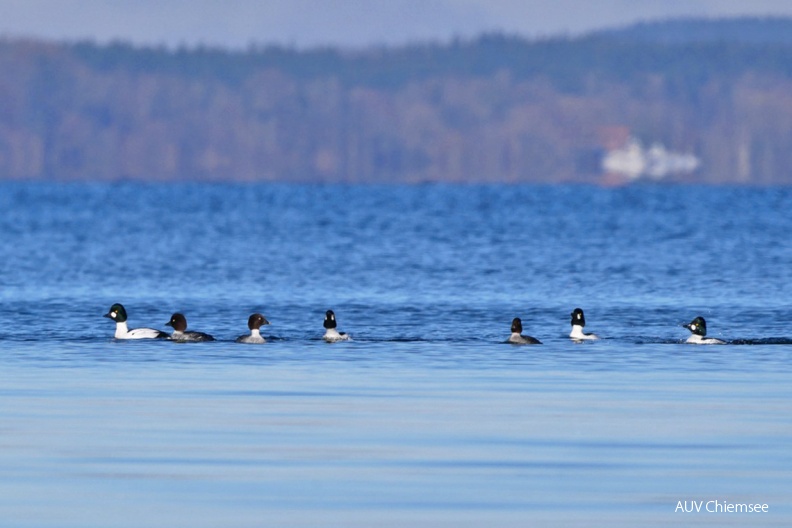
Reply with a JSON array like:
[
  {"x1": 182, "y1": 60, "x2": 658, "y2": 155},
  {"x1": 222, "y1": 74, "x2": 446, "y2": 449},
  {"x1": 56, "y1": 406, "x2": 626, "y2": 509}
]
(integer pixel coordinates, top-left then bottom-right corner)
[
  {"x1": 104, "y1": 304, "x2": 349, "y2": 343},
  {"x1": 105, "y1": 303, "x2": 725, "y2": 345},
  {"x1": 509, "y1": 312, "x2": 723, "y2": 344}
]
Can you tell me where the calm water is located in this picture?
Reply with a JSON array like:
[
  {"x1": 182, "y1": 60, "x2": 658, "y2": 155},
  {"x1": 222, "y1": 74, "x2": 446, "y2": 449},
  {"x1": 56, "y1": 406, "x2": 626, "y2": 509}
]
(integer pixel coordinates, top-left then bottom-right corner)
[{"x1": 0, "y1": 183, "x2": 791, "y2": 527}]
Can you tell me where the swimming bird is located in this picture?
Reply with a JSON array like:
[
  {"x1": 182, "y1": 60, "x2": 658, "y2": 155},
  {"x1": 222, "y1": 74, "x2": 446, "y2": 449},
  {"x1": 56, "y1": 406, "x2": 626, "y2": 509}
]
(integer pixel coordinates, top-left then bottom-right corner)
[
  {"x1": 236, "y1": 313, "x2": 270, "y2": 344},
  {"x1": 569, "y1": 308, "x2": 599, "y2": 341},
  {"x1": 508, "y1": 317, "x2": 541, "y2": 344},
  {"x1": 104, "y1": 303, "x2": 167, "y2": 339},
  {"x1": 165, "y1": 313, "x2": 215, "y2": 342},
  {"x1": 682, "y1": 316, "x2": 725, "y2": 344},
  {"x1": 323, "y1": 310, "x2": 350, "y2": 342}
]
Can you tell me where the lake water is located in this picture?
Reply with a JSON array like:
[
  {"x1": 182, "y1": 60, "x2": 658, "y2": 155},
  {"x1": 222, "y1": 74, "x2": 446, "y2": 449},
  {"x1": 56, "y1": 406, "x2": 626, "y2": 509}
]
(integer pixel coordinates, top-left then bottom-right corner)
[{"x1": 0, "y1": 183, "x2": 790, "y2": 527}]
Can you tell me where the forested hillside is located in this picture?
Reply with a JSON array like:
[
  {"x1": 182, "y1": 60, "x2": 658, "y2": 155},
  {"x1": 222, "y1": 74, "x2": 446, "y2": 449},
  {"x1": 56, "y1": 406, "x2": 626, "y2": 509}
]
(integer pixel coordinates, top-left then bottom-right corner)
[{"x1": 2, "y1": 17, "x2": 792, "y2": 183}]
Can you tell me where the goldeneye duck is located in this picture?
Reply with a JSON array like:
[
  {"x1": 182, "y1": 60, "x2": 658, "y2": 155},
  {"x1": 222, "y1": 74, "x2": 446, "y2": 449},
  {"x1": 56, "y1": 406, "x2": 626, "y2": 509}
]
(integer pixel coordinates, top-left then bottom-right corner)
[
  {"x1": 165, "y1": 313, "x2": 215, "y2": 342},
  {"x1": 323, "y1": 310, "x2": 350, "y2": 342},
  {"x1": 104, "y1": 303, "x2": 167, "y2": 339},
  {"x1": 682, "y1": 316, "x2": 725, "y2": 344},
  {"x1": 508, "y1": 317, "x2": 541, "y2": 344},
  {"x1": 236, "y1": 313, "x2": 270, "y2": 344},
  {"x1": 569, "y1": 307, "x2": 599, "y2": 341}
]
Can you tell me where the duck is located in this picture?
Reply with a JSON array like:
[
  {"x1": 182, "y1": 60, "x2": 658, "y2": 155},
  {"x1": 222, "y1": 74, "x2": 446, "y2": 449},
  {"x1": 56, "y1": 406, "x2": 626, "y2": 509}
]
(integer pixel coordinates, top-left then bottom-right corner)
[
  {"x1": 165, "y1": 313, "x2": 215, "y2": 342},
  {"x1": 236, "y1": 313, "x2": 270, "y2": 344},
  {"x1": 508, "y1": 317, "x2": 541, "y2": 344},
  {"x1": 104, "y1": 303, "x2": 167, "y2": 339},
  {"x1": 682, "y1": 316, "x2": 726, "y2": 344},
  {"x1": 569, "y1": 308, "x2": 599, "y2": 341},
  {"x1": 323, "y1": 310, "x2": 350, "y2": 342}
]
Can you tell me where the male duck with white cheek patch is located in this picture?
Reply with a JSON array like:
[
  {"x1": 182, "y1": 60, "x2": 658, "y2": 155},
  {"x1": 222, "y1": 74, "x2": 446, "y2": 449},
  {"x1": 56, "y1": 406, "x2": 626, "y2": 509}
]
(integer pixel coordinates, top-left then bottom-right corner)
[
  {"x1": 682, "y1": 316, "x2": 726, "y2": 344},
  {"x1": 569, "y1": 308, "x2": 599, "y2": 341},
  {"x1": 323, "y1": 310, "x2": 350, "y2": 342},
  {"x1": 104, "y1": 303, "x2": 167, "y2": 339}
]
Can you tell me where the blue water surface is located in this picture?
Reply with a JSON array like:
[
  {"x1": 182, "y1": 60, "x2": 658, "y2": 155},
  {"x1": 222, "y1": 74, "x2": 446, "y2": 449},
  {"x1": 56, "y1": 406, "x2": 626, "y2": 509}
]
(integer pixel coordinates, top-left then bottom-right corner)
[{"x1": 0, "y1": 183, "x2": 790, "y2": 527}]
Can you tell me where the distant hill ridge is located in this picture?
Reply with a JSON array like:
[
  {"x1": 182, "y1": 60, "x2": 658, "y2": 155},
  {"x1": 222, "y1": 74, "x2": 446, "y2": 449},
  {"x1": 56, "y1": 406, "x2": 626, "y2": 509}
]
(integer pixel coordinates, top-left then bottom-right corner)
[
  {"x1": 598, "y1": 16, "x2": 792, "y2": 46},
  {"x1": 60, "y1": 16, "x2": 792, "y2": 91},
  {"x1": 2, "y1": 16, "x2": 792, "y2": 184}
]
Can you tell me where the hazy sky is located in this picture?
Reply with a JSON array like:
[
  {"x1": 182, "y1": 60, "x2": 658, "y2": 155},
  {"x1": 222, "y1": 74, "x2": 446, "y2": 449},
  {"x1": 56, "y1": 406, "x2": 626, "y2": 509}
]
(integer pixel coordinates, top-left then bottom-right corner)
[{"x1": 2, "y1": 0, "x2": 792, "y2": 49}]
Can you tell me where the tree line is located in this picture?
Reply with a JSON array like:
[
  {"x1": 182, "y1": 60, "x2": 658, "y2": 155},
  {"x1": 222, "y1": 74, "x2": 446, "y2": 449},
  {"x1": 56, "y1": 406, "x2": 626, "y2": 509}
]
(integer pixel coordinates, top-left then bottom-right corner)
[{"x1": 2, "y1": 19, "x2": 792, "y2": 184}]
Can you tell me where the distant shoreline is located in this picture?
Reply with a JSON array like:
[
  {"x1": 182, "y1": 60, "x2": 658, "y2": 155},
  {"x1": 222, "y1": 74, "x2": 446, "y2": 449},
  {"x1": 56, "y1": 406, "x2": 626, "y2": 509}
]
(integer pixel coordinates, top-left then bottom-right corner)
[{"x1": 3, "y1": 18, "x2": 792, "y2": 184}]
